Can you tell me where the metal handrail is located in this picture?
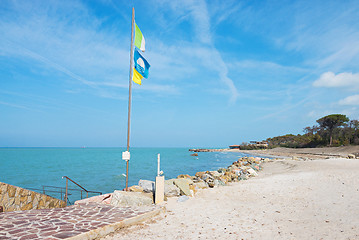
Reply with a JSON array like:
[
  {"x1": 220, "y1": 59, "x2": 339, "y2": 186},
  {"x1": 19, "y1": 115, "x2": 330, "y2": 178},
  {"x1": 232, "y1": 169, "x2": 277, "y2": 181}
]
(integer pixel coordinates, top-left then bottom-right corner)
[
  {"x1": 27, "y1": 187, "x2": 73, "y2": 195},
  {"x1": 42, "y1": 185, "x2": 86, "y2": 192},
  {"x1": 62, "y1": 176, "x2": 102, "y2": 206}
]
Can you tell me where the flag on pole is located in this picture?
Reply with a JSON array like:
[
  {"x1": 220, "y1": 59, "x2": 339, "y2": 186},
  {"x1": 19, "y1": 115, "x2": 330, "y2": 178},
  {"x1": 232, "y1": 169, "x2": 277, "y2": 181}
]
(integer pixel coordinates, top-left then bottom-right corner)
[
  {"x1": 132, "y1": 48, "x2": 150, "y2": 85},
  {"x1": 132, "y1": 68, "x2": 143, "y2": 85},
  {"x1": 135, "y1": 23, "x2": 145, "y2": 52}
]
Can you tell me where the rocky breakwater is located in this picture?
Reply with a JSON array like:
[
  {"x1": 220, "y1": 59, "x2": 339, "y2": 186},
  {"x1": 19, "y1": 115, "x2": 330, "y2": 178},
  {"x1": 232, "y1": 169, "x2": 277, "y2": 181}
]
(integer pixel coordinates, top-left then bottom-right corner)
[
  {"x1": 77, "y1": 156, "x2": 272, "y2": 207},
  {"x1": 126, "y1": 156, "x2": 271, "y2": 202}
]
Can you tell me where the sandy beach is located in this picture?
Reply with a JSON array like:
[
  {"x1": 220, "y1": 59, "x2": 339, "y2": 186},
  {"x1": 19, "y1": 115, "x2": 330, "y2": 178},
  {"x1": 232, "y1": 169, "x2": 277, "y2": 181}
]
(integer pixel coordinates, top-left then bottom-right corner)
[
  {"x1": 103, "y1": 147, "x2": 359, "y2": 239},
  {"x1": 233, "y1": 145, "x2": 359, "y2": 159}
]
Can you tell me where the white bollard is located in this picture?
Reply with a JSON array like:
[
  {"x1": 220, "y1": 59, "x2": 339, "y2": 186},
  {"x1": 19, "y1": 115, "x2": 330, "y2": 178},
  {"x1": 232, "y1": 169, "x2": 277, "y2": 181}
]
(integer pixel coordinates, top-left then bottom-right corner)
[
  {"x1": 155, "y1": 153, "x2": 164, "y2": 204},
  {"x1": 155, "y1": 176, "x2": 164, "y2": 204}
]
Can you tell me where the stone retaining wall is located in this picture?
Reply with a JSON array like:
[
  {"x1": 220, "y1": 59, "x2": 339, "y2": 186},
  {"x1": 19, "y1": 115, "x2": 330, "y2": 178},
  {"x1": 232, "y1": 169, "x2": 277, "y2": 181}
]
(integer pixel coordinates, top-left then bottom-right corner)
[{"x1": 0, "y1": 182, "x2": 66, "y2": 212}]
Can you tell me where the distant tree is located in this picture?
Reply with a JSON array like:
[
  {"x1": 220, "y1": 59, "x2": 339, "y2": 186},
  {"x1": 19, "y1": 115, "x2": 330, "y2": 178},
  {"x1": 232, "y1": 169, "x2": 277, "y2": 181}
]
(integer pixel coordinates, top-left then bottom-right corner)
[
  {"x1": 350, "y1": 120, "x2": 359, "y2": 130},
  {"x1": 303, "y1": 125, "x2": 320, "y2": 135},
  {"x1": 347, "y1": 120, "x2": 359, "y2": 144},
  {"x1": 303, "y1": 126, "x2": 313, "y2": 135},
  {"x1": 316, "y1": 114, "x2": 349, "y2": 146}
]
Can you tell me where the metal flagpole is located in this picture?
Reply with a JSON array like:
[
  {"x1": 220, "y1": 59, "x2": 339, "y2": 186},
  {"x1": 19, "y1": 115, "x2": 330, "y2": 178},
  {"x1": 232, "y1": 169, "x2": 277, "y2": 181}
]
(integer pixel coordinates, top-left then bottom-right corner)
[{"x1": 124, "y1": 7, "x2": 135, "y2": 191}]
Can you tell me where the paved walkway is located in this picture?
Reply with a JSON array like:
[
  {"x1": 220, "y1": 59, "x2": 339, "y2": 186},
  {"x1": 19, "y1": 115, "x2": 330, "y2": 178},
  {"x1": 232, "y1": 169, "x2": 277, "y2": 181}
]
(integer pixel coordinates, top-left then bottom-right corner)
[{"x1": 0, "y1": 203, "x2": 160, "y2": 239}]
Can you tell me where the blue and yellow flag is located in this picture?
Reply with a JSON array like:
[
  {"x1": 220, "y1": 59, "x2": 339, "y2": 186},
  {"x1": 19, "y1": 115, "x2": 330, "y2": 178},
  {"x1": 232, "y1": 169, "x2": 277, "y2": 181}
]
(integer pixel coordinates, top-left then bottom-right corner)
[{"x1": 132, "y1": 48, "x2": 150, "y2": 85}]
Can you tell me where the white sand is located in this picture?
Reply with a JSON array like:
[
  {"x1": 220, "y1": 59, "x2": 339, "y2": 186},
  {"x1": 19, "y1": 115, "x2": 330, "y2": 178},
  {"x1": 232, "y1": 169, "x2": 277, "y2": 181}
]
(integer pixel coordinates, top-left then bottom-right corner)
[{"x1": 103, "y1": 158, "x2": 359, "y2": 239}]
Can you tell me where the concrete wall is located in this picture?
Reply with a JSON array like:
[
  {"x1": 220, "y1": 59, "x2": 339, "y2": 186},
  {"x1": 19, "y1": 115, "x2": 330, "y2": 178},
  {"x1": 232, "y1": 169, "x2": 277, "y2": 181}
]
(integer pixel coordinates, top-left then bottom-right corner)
[{"x1": 0, "y1": 182, "x2": 66, "y2": 212}]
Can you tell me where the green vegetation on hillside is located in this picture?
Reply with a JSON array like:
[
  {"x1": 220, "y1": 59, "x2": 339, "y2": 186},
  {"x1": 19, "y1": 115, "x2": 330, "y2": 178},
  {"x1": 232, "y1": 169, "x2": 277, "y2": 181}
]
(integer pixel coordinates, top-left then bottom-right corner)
[{"x1": 266, "y1": 114, "x2": 359, "y2": 148}]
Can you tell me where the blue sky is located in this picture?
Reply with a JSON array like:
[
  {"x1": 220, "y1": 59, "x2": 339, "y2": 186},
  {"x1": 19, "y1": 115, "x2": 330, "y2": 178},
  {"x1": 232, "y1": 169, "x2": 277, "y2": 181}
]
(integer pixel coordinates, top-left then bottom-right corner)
[{"x1": 1, "y1": 0, "x2": 359, "y2": 147}]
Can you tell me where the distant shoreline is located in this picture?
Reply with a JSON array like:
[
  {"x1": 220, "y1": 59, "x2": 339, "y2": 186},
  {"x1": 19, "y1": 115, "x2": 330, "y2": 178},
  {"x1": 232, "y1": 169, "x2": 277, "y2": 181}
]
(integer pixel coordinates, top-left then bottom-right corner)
[{"x1": 190, "y1": 145, "x2": 359, "y2": 159}]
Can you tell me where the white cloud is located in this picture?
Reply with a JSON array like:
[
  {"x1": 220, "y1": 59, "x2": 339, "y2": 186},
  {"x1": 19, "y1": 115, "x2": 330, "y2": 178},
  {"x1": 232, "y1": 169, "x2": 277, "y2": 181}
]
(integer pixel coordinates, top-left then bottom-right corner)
[
  {"x1": 339, "y1": 95, "x2": 359, "y2": 106},
  {"x1": 313, "y1": 72, "x2": 359, "y2": 88}
]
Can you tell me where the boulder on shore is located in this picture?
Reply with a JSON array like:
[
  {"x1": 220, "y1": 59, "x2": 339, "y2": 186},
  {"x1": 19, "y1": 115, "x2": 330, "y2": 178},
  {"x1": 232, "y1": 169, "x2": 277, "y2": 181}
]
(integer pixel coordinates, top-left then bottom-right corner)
[
  {"x1": 138, "y1": 179, "x2": 155, "y2": 193},
  {"x1": 177, "y1": 174, "x2": 193, "y2": 180},
  {"x1": 110, "y1": 190, "x2": 153, "y2": 207},
  {"x1": 209, "y1": 171, "x2": 223, "y2": 178},
  {"x1": 128, "y1": 185, "x2": 143, "y2": 192},
  {"x1": 174, "y1": 179, "x2": 192, "y2": 196},
  {"x1": 193, "y1": 181, "x2": 208, "y2": 189},
  {"x1": 247, "y1": 168, "x2": 258, "y2": 177},
  {"x1": 164, "y1": 181, "x2": 180, "y2": 197},
  {"x1": 195, "y1": 171, "x2": 206, "y2": 179}
]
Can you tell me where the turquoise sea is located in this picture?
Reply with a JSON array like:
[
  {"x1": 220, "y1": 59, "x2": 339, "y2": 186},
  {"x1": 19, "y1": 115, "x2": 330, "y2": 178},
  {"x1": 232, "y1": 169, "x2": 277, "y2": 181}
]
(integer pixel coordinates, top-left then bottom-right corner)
[{"x1": 1, "y1": 148, "x2": 255, "y2": 203}]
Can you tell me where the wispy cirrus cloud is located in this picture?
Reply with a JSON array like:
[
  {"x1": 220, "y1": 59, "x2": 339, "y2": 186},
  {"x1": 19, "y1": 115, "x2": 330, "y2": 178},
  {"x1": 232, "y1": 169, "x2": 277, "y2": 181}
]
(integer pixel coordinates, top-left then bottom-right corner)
[
  {"x1": 219, "y1": 1, "x2": 359, "y2": 74},
  {"x1": 230, "y1": 60, "x2": 309, "y2": 78},
  {"x1": 0, "y1": 0, "x2": 179, "y2": 101},
  {"x1": 185, "y1": 0, "x2": 239, "y2": 102},
  {"x1": 208, "y1": 0, "x2": 244, "y2": 28},
  {"x1": 0, "y1": 101, "x2": 31, "y2": 110},
  {"x1": 151, "y1": 0, "x2": 240, "y2": 103},
  {"x1": 279, "y1": 2, "x2": 359, "y2": 72}
]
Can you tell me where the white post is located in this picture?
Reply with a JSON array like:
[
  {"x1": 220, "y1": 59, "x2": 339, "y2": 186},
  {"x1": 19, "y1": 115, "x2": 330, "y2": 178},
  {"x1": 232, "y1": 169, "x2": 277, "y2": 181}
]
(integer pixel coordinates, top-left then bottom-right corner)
[
  {"x1": 155, "y1": 153, "x2": 164, "y2": 204},
  {"x1": 157, "y1": 153, "x2": 160, "y2": 176}
]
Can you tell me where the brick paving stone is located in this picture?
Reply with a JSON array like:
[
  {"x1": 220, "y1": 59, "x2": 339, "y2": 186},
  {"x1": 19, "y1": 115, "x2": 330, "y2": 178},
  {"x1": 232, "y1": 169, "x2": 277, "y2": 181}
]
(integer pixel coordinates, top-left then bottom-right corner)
[
  {"x1": 19, "y1": 233, "x2": 39, "y2": 240},
  {"x1": 12, "y1": 232, "x2": 30, "y2": 238},
  {"x1": 9, "y1": 228, "x2": 28, "y2": 234},
  {"x1": 53, "y1": 231, "x2": 80, "y2": 239},
  {"x1": 42, "y1": 227, "x2": 59, "y2": 232},
  {"x1": 0, "y1": 202, "x2": 158, "y2": 239},
  {"x1": 39, "y1": 231, "x2": 58, "y2": 237},
  {"x1": 1, "y1": 224, "x2": 14, "y2": 228},
  {"x1": 13, "y1": 220, "x2": 27, "y2": 224}
]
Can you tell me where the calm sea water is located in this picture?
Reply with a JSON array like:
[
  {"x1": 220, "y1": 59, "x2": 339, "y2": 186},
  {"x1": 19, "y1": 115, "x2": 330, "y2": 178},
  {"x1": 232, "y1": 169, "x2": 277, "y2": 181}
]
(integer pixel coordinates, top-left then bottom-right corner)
[{"x1": 0, "y1": 148, "x2": 255, "y2": 203}]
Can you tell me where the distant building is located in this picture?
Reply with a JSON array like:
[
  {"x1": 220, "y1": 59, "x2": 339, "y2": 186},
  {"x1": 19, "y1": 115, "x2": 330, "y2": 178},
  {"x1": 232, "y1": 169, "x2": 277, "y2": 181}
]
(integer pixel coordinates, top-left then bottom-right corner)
[{"x1": 249, "y1": 141, "x2": 268, "y2": 148}]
